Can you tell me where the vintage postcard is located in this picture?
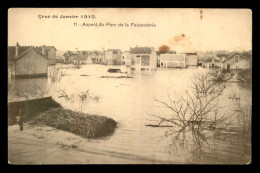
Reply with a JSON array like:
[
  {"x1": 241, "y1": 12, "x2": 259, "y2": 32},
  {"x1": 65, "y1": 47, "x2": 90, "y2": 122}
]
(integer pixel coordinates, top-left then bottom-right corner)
[{"x1": 8, "y1": 8, "x2": 252, "y2": 164}]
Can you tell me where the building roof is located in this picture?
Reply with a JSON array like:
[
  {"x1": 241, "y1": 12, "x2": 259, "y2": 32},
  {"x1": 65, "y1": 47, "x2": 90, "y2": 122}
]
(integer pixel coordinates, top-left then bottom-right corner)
[
  {"x1": 8, "y1": 46, "x2": 48, "y2": 62},
  {"x1": 185, "y1": 52, "x2": 197, "y2": 55},
  {"x1": 37, "y1": 46, "x2": 57, "y2": 51},
  {"x1": 157, "y1": 50, "x2": 176, "y2": 55},
  {"x1": 108, "y1": 49, "x2": 121, "y2": 54},
  {"x1": 222, "y1": 52, "x2": 249, "y2": 63},
  {"x1": 73, "y1": 53, "x2": 88, "y2": 61},
  {"x1": 122, "y1": 51, "x2": 130, "y2": 54},
  {"x1": 8, "y1": 46, "x2": 30, "y2": 61},
  {"x1": 130, "y1": 47, "x2": 153, "y2": 54}
]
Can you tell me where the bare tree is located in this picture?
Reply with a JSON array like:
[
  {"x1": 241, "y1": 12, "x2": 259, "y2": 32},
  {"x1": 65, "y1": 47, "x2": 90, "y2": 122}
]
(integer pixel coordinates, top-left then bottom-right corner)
[
  {"x1": 78, "y1": 90, "x2": 100, "y2": 111},
  {"x1": 149, "y1": 70, "x2": 251, "y2": 163},
  {"x1": 150, "y1": 70, "x2": 233, "y2": 131},
  {"x1": 48, "y1": 65, "x2": 63, "y2": 82},
  {"x1": 57, "y1": 89, "x2": 100, "y2": 112}
]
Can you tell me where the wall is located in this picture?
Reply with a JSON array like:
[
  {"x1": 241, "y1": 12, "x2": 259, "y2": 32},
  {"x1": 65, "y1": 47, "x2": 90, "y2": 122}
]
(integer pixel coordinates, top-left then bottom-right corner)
[
  {"x1": 113, "y1": 51, "x2": 122, "y2": 65},
  {"x1": 186, "y1": 54, "x2": 198, "y2": 66},
  {"x1": 47, "y1": 48, "x2": 56, "y2": 65},
  {"x1": 160, "y1": 54, "x2": 186, "y2": 68},
  {"x1": 131, "y1": 50, "x2": 157, "y2": 70},
  {"x1": 15, "y1": 49, "x2": 48, "y2": 76},
  {"x1": 8, "y1": 62, "x2": 16, "y2": 76},
  {"x1": 222, "y1": 54, "x2": 250, "y2": 70},
  {"x1": 149, "y1": 49, "x2": 157, "y2": 70},
  {"x1": 105, "y1": 51, "x2": 113, "y2": 60},
  {"x1": 125, "y1": 54, "x2": 132, "y2": 66},
  {"x1": 229, "y1": 59, "x2": 250, "y2": 70}
]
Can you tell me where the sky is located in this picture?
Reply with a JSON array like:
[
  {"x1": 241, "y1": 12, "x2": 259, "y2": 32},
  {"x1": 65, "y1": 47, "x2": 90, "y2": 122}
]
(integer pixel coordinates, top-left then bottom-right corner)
[{"x1": 8, "y1": 8, "x2": 252, "y2": 52}]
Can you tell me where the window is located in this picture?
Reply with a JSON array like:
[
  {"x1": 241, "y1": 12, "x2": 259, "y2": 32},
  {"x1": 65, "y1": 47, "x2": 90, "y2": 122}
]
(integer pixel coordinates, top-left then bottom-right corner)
[
  {"x1": 235, "y1": 55, "x2": 239, "y2": 62},
  {"x1": 141, "y1": 55, "x2": 150, "y2": 66},
  {"x1": 136, "y1": 56, "x2": 140, "y2": 64}
]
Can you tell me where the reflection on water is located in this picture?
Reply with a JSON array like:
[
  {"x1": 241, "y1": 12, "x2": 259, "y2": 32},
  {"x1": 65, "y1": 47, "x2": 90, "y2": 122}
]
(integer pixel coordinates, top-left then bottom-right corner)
[
  {"x1": 8, "y1": 77, "x2": 49, "y2": 102},
  {"x1": 8, "y1": 64, "x2": 252, "y2": 164}
]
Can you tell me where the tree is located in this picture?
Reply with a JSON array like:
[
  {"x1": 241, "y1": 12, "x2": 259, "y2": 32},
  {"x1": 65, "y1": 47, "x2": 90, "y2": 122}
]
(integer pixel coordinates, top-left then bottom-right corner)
[
  {"x1": 48, "y1": 65, "x2": 63, "y2": 82},
  {"x1": 63, "y1": 51, "x2": 75, "y2": 63},
  {"x1": 148, "y1": 70, "x2": 252, "y2": 163},
  {"x1": 150, "y1": 71, "x2": 233, "y2": 131}
]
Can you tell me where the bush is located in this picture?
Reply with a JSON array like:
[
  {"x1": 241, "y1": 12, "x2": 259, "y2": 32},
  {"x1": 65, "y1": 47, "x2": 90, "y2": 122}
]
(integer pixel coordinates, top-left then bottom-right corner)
[
  {"x1": 29, "y1": 107, "x2": 117, "y2": 138},
  {"x1": 48, "y1": 66, "x2": 63, "y2": 82}
]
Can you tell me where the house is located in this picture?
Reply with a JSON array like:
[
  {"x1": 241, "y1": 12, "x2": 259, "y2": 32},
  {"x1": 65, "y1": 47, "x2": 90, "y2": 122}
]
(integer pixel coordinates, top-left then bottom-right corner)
[
  {"x1": 87, "y1": 51, "x2": 103, "y2": 64},
  {"x1": 8, "y1": 42, "x2": 49, "y2": 78},
  {"x1": 121, "y1": 51, "x2": 131, "y2": 66},
  {"x1": 160, "y1": 54, "x2": 186, "y2": 68},
  {"x1": 93, "y1": 51, "x2": 102, "y2": 64},
  {"x1": 202, "y1": 57, "x2": 221, "y2": 69},
  {"x1": 104, "y1": 50, "x2": 112, "y2": 65},
  {"x1": 86, "y1": 51, "x2": 96, "y2": 64},
  {"x1": 185, "y1": 52, "x2": 198, "y2": 68},
  {"x1": 63, "y1": 51, "x2": 76, "y2": 63},
  {"x1": 72, "y1": 52, "x2": 88, "y2": 64},
  {"x1": 221, "y1": 52, "x2": 251, "y2": 71},
  {"x1": 157, "y1": 50, "x2": 176, "y2": 67},
  {"x1": 37, "y1": 45, "x2": 57, "y2": 65},
  {"x1": 97, "y1": 51, "x2": 105, "y2": 64},
  {"x1": 130, "y1": 46, "x2": 157, "y2": 71},
  {"x1": 104, "y1": 49, "x2": 122, "y2": 65}
]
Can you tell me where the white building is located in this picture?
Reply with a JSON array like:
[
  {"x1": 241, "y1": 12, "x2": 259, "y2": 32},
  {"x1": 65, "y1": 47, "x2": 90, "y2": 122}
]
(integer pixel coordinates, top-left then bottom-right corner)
[{"x1": 160, "y1": 54, "x2": 186, "y2": 68}]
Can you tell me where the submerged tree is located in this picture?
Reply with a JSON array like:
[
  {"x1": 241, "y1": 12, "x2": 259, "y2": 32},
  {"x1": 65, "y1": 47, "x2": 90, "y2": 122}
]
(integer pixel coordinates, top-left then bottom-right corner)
[
  {"x1": 150, "y1": 70, "x2": 232, "y2": 131},
  {"x1": 48, "y1": 65, "x2": 63, "y2": 82},
  {"x1": 148, "y1": 70, "x2": 251, "y2": 163},
  {"x1": 57, "y1": 89, "x2": 100, "y2": 112}
]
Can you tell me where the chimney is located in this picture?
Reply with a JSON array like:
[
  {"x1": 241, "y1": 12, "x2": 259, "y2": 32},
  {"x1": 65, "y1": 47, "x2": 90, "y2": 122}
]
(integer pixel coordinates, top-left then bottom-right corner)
[
  {"x1": 42, "y1": 45, "x2": 46, "y2": 55},
  {"x1": 15, "y1": 42, "x2": 20, "y2": 56}
]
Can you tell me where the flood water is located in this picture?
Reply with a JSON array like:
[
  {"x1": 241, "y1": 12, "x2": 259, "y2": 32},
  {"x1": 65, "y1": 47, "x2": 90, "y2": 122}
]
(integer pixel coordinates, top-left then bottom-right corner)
[{"x1": 8, "y1": 64, "x2": 252, "y2": 164}]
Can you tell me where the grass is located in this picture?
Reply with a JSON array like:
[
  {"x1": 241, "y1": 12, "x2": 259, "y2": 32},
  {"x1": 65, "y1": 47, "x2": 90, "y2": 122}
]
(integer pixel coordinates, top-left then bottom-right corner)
[{"x1": 28, "y1": 107, "x2": 117, "y2": 138}]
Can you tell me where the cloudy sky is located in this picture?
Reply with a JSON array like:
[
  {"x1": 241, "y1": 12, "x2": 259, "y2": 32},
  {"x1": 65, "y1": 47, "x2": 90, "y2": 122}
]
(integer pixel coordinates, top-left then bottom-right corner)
[{"x1": 8, "y1": 8, "x2": 252, "y2": 52}]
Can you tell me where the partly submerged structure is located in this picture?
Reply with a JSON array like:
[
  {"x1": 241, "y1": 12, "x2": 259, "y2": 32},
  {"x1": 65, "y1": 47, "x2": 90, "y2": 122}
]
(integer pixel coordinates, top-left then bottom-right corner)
[
  {"x1": 185, "y1": 52, "x2": 198, "y2": 68},
  {"x1": 160, "y1": 54, "x2": 186, "y2": 68},
  {"x1": 221, "y1": 52, "x2": 251, "y2": 71},
  {"x1": 8, "y1": 43, "x2": 51, "y2": 78},
  {"x1": 130, "y1": 46, "x2": 157, "y2": 71},
  {"x1": 202, "y1": 57, "x2": 222, "y2": 69}
]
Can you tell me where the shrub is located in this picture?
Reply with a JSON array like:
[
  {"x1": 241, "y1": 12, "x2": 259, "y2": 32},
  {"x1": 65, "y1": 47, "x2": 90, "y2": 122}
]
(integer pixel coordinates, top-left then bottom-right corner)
[{"x1": 29, "y1": 107, "x2": 117, "y2": 138}]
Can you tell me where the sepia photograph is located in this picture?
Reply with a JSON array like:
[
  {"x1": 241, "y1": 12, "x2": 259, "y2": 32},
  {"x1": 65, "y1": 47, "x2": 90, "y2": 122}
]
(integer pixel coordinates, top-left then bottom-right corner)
[{"x1": 8, "y1": 8, "x2": 252, "y2": 164}]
